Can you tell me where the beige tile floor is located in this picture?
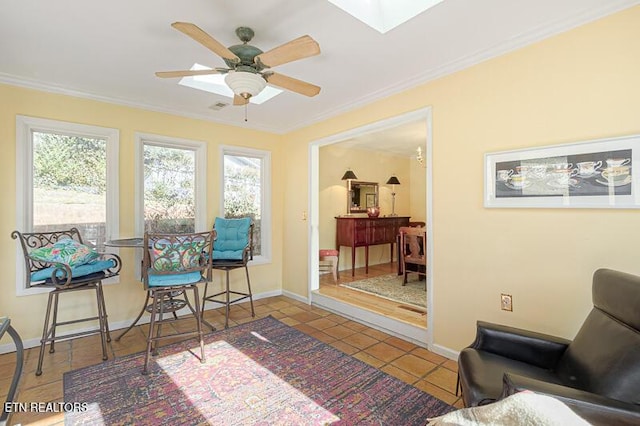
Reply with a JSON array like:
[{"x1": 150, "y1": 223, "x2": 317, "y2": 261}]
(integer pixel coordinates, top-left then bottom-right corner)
[{"x1": 0, "y1": 296, "x2": 463, "y2": 425}]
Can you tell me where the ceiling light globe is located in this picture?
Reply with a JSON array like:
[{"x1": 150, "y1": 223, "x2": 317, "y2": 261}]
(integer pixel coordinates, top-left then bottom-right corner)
[{"x1": 225, "y1": 71, "x2": 267, "y2": 99}]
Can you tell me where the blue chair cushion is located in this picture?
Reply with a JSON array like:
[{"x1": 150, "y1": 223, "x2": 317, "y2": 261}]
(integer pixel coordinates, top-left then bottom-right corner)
[
  {"x1": 147, "y1": 271, "x2": 203, "y2": 287},
  {"x1": 30, "y1": 259, "x2": 116, "y2": 282},
  {"x1": 213, "y1": 217, "x2": 250, "y2": 260}
]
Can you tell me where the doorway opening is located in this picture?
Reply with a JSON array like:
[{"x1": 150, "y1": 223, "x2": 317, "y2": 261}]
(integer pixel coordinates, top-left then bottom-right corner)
[{"x1": 308, "y1": 107, "x2": 433, "y2": 346}]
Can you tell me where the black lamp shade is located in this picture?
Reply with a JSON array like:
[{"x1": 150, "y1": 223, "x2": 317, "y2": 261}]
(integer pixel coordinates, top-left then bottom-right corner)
[
  {"x1": 386, "y1": 176, "x2": 400, "y2": 185},
  {"x1": 342, "y1": 170, "x2": 358, "y2": 180}
]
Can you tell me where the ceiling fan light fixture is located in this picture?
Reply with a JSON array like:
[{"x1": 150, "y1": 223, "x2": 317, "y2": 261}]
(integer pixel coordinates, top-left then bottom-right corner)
[{"x1": 225, "y1": 71, "x2": 267, "y2": 100}]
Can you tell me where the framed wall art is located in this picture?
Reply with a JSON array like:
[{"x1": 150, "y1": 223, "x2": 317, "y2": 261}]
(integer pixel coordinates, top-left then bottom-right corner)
[
  {"x1": 365, "y1": 193, "x2": 377, "y2": 208},
  {"x1": 484, "y1": 134, "x2": 640, "y2": 208}
]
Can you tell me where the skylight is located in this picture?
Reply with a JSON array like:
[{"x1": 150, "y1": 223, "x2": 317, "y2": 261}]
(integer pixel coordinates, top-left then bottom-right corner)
[
  {"x1": 327, "y1": 0, "x2": 445, "y2": 33},
  {"x1": 178, "y1": 64, "x2": 282, "y2": 105}
]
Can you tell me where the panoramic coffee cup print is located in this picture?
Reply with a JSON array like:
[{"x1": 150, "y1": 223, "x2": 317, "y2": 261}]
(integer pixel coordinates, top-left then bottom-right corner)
[{"x1": 485, "y1": 134, "x2": 640, "y2": 208}]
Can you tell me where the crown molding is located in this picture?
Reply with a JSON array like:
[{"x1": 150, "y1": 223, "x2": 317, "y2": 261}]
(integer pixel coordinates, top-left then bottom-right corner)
[
  {"x1": 1, "y1": 0, "x2": 637, "y2": 135},
  {"x1": 282, "y1": 0, "x2": 640, "y2": 133},
  {"x1": 0, "y1": 72, "x2": 283, "y2": 134}
]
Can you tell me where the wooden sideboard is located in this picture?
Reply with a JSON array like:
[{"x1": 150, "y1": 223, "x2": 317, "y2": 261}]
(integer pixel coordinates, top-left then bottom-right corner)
[{"x1": 335, "y1": 216, "x2": 410, "y2": 276}]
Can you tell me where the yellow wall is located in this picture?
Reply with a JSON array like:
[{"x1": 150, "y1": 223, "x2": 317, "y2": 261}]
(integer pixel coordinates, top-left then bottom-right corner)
[
  {"x1": 0, "y1": 84, "x2": 284, "y2": 343},
  {"x1": 283, "y1": 6, "x2": 640, "y2": 350},
  {"x1": 319, "y1": 145, "x2": 413, "y2": 270},
  {"x1": 409, "y1": 158, "x2": 427, "y2": 224}
]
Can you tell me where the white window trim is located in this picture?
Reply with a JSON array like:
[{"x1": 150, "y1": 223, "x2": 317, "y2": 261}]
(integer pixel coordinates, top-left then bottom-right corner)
[
  {"x1": 220, "y1": 145, "x2": 271, "y2": 264},
  {"x1": 15, "y1": 115, "x2": 120, "y2": 296},
  {"x1": 134, "y1": 133, "x2": 208, "y2": 236}
]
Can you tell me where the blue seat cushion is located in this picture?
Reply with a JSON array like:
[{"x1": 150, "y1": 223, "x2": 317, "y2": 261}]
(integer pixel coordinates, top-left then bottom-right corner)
[
  {"x1": 147, "y1": 271, "x2": 203, "y2": 287},
  {"x1": 30, "y1": 260, "x2": 116, "y2": 282},
  {"x1": 213, "y1": 217, "x2": 250, "y2": 260}
]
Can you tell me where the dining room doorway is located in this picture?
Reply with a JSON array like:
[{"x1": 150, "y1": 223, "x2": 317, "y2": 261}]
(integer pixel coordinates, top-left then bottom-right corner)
[{"x1": 308, "y1": 107, "x2": 433, "y2": 346}]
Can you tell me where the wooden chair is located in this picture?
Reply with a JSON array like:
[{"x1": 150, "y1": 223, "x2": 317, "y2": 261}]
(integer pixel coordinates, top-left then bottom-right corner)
[
  {"x1": 319, "y1": 249, "x2": 339, "y2": 283},
  {"x1": 399, "y1": 226, "x2": 426, "y2": 285},
  {"x1": 141, "y1": 231, "x2": 214, "y2": 374},
  {"x1": 11, "y1": 228, "x2": 121, "y2": 375},
  {"x1": 201, "y1": 217, "x2": 255, "y2": 329}
]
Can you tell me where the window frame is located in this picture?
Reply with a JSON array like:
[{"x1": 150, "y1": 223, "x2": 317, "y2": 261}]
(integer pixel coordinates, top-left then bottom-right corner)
[
  {"x1": 220, "y1": 145, "x2": 271, "y2": 264},
  {"x1": 15, "y1": 115, "x2": 120, "y2": 296},
  {"x1": 134, "y1": 133, "x2": 207, "y2": 237}
]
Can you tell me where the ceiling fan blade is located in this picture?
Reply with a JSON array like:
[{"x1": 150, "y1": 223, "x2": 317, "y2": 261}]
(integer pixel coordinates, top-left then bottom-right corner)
[
  {"x1": 155, "y1": 69, "x2": 221, "y2": 78},
  {"x1": 264, "y1": 72, "x2": 320, "y2": 97},
  {"x1": 171, "y1": 22, "x2": 240, "y2": 63},
  {"x1": 234, "y1": 95, "x2": 249, "y2": 106},
  {"x1": 255, "y1": 35, "x2": 320, "y2": 68}
]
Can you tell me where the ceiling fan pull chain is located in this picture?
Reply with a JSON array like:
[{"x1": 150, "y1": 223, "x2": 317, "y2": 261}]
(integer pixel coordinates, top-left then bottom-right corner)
[{"x1": 244, "y1": 103, "x2": 248, "y2": 122}]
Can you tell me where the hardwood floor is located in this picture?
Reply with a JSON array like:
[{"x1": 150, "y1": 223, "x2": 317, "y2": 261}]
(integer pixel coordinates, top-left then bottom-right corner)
[
  {"x1": 0, "y1": 296, "x2": 461, "y2": 425},
  {"x1": 317, "y1": 261, "x2": 427, "y2": 328}
]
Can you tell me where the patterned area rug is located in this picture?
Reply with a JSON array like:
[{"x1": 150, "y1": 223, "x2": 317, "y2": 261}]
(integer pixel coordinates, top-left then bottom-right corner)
[
  {"x1": 341, "y1": 274, "x2": 426, "y2": 308},
  {"x1": 64, "y1": 316, "x2": 451, "y2": 425}
]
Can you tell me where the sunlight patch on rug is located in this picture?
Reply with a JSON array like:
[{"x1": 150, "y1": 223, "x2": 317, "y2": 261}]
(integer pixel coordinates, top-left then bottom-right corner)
[
  {"x1": 341, "y1": 273, "x2": 426, "y2": 308},
  {"x1": 156, "y1": 340, "x2": 339, "y2": 424}
]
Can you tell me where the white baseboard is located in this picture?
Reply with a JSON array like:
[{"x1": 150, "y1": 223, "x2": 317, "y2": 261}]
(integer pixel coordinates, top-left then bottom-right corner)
[
  {"x1": 0, "y1": 289, "x2": 284, "y2": 354},
  {"x1": 1, "y1": 290, "x2": 460, "y2": 362},
  {"x1": 281, "y1": 289, "x2": 309, "y2": 304},
  {"x1": 430, "y1": 343, "x2": 460, "y2": 361}
]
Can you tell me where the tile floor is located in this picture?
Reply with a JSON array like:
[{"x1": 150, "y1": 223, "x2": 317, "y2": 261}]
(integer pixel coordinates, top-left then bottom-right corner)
[{"x1": 0, "y1": 296, "x2": 463, "y2": 425}]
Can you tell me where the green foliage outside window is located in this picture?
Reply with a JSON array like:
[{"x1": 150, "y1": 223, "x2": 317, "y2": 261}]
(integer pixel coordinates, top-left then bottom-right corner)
[
  {"x1": 224, "y1": 155, "x2": 262, "y2": 255},
  {"x1": 144, "y1": 144, "x2": 195, "y2": 233},
  {"x1": 33, "y1": 133, "x2": 106, "y2": 193},
  {"x1": 224, "y1": 162, "x2": 260, "y2": 219}
]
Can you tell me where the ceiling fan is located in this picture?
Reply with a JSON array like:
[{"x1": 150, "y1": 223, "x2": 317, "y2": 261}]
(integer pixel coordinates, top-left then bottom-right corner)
[{"x1": 156, "y1": 23, "x2": 321, "y2": 105}]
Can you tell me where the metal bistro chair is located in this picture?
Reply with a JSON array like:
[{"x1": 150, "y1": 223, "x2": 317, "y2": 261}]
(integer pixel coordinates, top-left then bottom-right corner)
[
  {"x1": 11, "y1": 228, "x2": 121, "y2": 376},
  {"x1": 201, "y1": 217, "x2": 255, "y2": 329},
  {"x1": 0, "y1": 317, "x2": 23, "y2": 425},
  {"x1": 141, "y1": 231, "x2": 214, "y2": 375}
]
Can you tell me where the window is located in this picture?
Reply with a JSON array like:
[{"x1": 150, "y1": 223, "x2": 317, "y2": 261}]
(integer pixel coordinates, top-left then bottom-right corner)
[
  {"x1": 15, "y1": 116, "x2": 119, "y2": 294},
  {"x1": 135, "y1": 134, "x2": 207, "y2": 235},
  {"x1": 221, "y1": 146, "x2": 271, "y2": 262}
]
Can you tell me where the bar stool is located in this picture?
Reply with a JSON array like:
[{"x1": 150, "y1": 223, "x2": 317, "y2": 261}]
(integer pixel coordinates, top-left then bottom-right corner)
[
  {"x1": 11, "y1": 228, "x2": 121, "y2": 376},
  {"x1": 141, "y1": 231, "x2": 214, "y2": 374},
  {"x1": 201, "y1": 217, "x2": 255, "y2": 329}
]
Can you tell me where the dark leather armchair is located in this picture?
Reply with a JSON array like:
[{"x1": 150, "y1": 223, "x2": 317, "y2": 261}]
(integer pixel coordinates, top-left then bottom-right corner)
[{"x1": 458, "y1": 268, "x2": 640, "y2": 425}]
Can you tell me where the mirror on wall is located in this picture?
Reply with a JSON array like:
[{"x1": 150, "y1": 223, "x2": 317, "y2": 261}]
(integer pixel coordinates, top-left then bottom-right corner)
[{"x1": 349, "y1": 181, "x2": 378, "y2": 213}]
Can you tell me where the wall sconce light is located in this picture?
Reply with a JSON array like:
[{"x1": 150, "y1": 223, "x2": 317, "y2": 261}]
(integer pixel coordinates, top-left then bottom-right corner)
[
  {"x1": 416, "y1": 146, "x2": 425, "y2": 167},
  {"x1": 386, "y1": 175, "x2": 400, "y2": 216},
  {"x1": 342, "y1": 168, "x2": 358, "y2": 215}
]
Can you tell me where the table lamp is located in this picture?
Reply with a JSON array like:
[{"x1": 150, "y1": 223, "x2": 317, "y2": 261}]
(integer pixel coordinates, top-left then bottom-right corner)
[
  {"x1": 342, "y1": 169, "x2": 358, "y2": 215},
  {"x1": 386, "y1": 175, "x2": 400, "y2": 216}
]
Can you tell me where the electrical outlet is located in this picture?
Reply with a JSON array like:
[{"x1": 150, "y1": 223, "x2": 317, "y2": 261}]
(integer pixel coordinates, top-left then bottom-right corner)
[{"x1": 501, "y1": 294, "x2": 513, "y2": 311}]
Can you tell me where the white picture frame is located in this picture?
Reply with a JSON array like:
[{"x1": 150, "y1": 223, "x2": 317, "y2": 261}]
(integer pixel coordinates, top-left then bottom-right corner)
[{"x1": 484, "y1": 134, "x2": 640, "y2": 208}]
